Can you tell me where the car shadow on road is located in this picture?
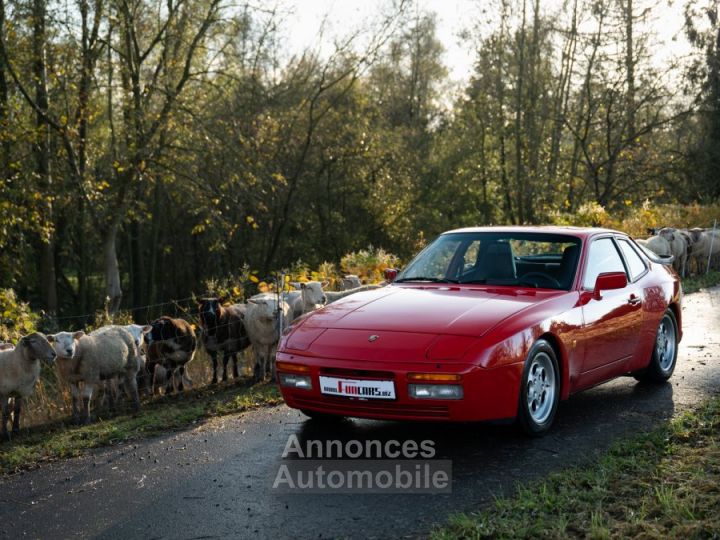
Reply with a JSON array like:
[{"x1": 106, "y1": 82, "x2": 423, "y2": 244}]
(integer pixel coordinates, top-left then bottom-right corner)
[{"x1": 289, "y1": 378, "x2": 675, "y2": 489}]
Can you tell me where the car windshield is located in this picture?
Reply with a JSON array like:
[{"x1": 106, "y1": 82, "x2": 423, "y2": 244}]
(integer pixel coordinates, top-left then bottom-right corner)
[{"x1": 396, "y1": 231, "x2": 582, "y2": 290}]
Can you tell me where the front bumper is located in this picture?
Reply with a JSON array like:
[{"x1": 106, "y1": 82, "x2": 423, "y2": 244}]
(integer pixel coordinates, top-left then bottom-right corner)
[{"x1": 276, "y1": 351, "x2": 524, "y2": 422}]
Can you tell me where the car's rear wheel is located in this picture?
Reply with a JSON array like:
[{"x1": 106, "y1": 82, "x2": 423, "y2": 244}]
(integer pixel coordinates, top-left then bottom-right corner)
[
  {"x1": 300, "y1": 409, "x2": 346, "y2": 422},
  {"x1": 517, "y1": 340, "x2": 560, "y2": 436},
  {"x1": 634, "y1": 309, "x2": 678, "y2": 383}
]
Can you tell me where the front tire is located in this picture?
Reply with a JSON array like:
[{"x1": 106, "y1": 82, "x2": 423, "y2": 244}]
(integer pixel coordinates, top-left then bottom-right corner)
[
  {"x1": 517, "y1": 340, "x2": 560, "y2": 436},
  {"x1": 635, "y1": 309, "x2": 678, "y2": 383}
]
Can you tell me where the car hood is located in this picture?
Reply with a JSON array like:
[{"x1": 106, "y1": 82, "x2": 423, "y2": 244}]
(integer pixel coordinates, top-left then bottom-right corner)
[
  {"x1": 286, "y1": 285, "x2": 563, "y2": 363},
  {"x1": 302, "y1": 285, "x2": 551, "y2": 337}
]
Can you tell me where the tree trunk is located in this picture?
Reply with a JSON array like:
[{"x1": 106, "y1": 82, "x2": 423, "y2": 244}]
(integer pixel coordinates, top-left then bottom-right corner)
[
  {"x1": 0, "y1": 0, "x2": 10, "y2": 180},
  {"x1": 623, "y1": 0, "x2": 636, "y2": 137},
  {"x1": 513, "y1": 0, "x2": 527, "y2": 224},
  {"x1": 104, "y1": 223, "x2": 122, "y2": 314},
  {"x1": 32, "y1": 0, "x2": 57, "y2": 313},
  {"x1": 146, "y1": 179, "x2": 161, "y2": 307}
]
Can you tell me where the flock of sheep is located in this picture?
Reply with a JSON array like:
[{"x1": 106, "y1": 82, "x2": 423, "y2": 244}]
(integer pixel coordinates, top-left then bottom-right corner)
[
  {"x1": 0, "y1": 277, "x2": 377, "y2": 440},
  {"x1": 636, "y1": 226, "x2": 720, "y2": 277}
]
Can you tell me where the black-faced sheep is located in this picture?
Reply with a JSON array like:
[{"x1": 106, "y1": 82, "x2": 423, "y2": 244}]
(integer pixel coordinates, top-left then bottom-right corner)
[
  {"x1": 198, "y1": 298, "x2": 250, "y2": 384},
  {"x1": 142, "y1": 316, "x2": 196, "y2": 394},
  {"x1": 0, "y1": 332, "x2": 56, "y2": 440}
]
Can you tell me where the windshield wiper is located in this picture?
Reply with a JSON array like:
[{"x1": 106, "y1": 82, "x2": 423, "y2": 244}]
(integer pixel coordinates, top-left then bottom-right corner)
[
  {"x1": 458, "y1": 278, "x2": 486, "y2": 284},
  {"x1": 395, "y1": 277, "x2": 458, "y2": 283}
]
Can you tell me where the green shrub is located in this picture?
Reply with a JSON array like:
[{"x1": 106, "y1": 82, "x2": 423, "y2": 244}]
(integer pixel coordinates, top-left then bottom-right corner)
[
  {"x1": 0, "y1": 289, "x2": 38, "y2": 342},
  {"x1": 341, "y1": 246, "x2": 400, "y2": 284}
]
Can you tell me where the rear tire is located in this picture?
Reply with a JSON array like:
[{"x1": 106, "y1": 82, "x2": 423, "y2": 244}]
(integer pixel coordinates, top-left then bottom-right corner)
[
  {"x1": 517, "y1": 340, "x2": 560, "y2": 437},
  {"x1": 634, "y1": 309, "x2": 678, "y2": 383}
]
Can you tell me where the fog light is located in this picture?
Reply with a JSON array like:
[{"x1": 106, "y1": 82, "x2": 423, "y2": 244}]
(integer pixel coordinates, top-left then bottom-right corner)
[
  {"x1": 279, "y1": 373, "x2": 312, "y2": 390},
  {"x1": 409, "y1": 384, "x2": 463, "y2": 400}
]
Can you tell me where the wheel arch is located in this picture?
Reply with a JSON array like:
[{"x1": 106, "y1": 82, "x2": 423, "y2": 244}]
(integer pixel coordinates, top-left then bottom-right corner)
[
  {"x1": 667, "y1": 302, "x2": 681, "y2": 340},
  {"x1": 537, "y1": 332, "x2": 569, "y2": 400}
]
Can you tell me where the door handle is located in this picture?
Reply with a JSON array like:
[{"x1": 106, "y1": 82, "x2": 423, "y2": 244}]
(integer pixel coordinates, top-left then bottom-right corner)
[{"x1": 627, "y1": 295, "x2": 642, "y2": 306}]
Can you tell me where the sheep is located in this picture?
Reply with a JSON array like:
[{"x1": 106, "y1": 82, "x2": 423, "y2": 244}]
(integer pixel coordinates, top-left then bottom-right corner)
[
  {"x1": 325, "y1": 283, "x2": 384, "y2": 304},
  {"x1": 142, "y1": 317, "x2": 196, "y2": 394},
  {"x1": 198, "y1": 298, "x2": 250, "y2": 384},
  {"x1": 0, "y1": 332, "x2": 56, "y2": 440},
  {"x1": 49, "y1": 326, "x2": 143, "y2": 424},
  {"x1": 0, "y1": 342, "x2": 14, "y2": 351},
  {"x1": 658, "y1": 227, "x2": 689, "y2": 276},
  {"x1": 122, "y1": 324, "x2": 151, "y2": 351},
  {"x1": 288, "y1": 281, "x2": 328, "y2": 322},
  {"x1": 284, "y1": 281, "x2": 384, "y2": 321},
  {"x1": 341, "y1": 275, "x2": 362, "y2": 290},
  {"x1": 245, "y1": 293, "x2": 291, "y2": 382},
  {"x1": 688, "y1": 228, "x2": 720, "y2": 272},
  {"x1": 643, "y1": 235, "x2": 672, "y2": 258},
  {"x1": 151, "y1": 363, "x2": 193, "y2": 394}
]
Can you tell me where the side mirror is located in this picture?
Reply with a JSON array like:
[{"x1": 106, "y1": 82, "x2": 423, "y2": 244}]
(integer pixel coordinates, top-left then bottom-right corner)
[
  {"x1": 384, "y1": 268, "x2": 398, "y2": 283},
  {"x1": 593, "y1": 272, "x2": 627, "y2": 299}
]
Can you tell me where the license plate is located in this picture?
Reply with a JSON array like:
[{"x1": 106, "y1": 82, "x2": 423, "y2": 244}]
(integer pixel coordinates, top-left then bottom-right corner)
[{"x1": 319, "y1": 376, "x2": 395, "y2": 400}]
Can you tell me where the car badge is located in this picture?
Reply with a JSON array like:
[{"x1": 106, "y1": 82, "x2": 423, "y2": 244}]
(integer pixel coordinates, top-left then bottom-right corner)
[{"x1": 368, "y1": 335, "x2": 379, "y2": 342}]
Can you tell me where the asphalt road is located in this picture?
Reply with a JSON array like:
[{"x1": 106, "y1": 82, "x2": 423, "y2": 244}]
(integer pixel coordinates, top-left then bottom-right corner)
[{"x1": 1, "y1": 286, "x2": 719, "y2": 540}]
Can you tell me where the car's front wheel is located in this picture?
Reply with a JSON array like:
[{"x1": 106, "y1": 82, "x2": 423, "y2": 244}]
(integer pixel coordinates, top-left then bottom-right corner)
[
  {"x1": 634, "y1": 309, "x2": 678, "y2": 383},
  {"x1": 517, "y1": 340, "x2": 560, "y2": 436}
]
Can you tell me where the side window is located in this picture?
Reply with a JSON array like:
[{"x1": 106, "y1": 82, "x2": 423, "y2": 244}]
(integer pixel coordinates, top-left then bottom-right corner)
[
  {"x1": 617, "y1": 239, "x2": 647, "y2": 281},
  {"x1": 582, "y1": 238, "x2": 627, "y2": 289}
]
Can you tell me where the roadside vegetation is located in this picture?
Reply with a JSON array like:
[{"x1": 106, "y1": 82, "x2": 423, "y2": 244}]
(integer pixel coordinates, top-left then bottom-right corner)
[
  {"x1": 432, "y1": 395, "x2": 720, "y2": 539},
  {"x1": 682, "y1": 270, "x2": 720, "y2": 295},
  {"x1": 0, "y1": 382, "x2": 281, "y2": 474}
]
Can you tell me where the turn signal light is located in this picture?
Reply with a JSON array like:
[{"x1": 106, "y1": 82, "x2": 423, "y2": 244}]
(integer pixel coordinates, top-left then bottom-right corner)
[
  {"x1": 276, "y1": 361, "x2": 310, "y2": 373},
  {"x1": 407, "y1": 373, "x2": 462, "y2": 382}
]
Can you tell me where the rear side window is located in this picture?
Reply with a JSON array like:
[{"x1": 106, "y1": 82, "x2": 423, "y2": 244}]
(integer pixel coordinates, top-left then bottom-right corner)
[
  {"x1": 583, "y1": 238, "x2": 627, "y2": 289},
  {"x1": 617, "y1": 239, "x2": 647, "y2": 281}
]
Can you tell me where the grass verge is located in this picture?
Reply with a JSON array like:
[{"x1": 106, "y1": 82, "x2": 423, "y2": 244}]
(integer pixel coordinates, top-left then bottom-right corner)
[
  {"x1": 682, "y1": 270, "x2": 720, "y2": 294},
  {"x1": 0, "y1": 381, "x2": 281, "y2": 475},
  {"x1": 432, "y1": 395, "x2": 720, "y2": 539}
]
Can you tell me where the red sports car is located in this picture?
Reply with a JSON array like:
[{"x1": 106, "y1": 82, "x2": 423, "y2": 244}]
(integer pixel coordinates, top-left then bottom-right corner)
[{"x1": 276, "y1": 227, "x2": 682, "y2": 435}]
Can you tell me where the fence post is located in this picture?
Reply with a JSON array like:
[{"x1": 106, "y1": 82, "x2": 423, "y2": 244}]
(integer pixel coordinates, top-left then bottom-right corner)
[
  {"x1": 277, "y1": 273, "x2": 286, "y2": 337},
  {"x1": 707, "y1": 219, "x2": 718, "y2": 275}
]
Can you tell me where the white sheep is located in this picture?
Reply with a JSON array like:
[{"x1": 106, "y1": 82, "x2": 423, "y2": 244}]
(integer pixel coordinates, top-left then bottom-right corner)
[
  {"x1": 688, "y1": 228, "x2": 720, "y2": 272},
  {"x1": 341, "y1": 275, "x2": 362, "y2": 290},
  {"x1": 643, "y1": 235, "x2": 672, "y2": 259},
  {"x1": 325, "y1": 283, "x2": 384, "y2": 304},
  {"x1": 49, "y1": 326, "x2": 143, "y2": 424},
  {"x1": 658, "y1": 227, "x2": 689, "y2": 276},
  {"x1": 0, "y1": 332, "x2": 56, "y2": 440},
  {"x1": 288, "y1": 281, "x2": 328, "y2": 321},
  {"x1": 245, "y1": 293, "x2": 291, "y2": 382},
  {"x1": 0, "y1": 342, "x2": 14, "y2": 351},
  {"x1": 122, "y1": 324, "x2": 151, "y2": 351}
]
